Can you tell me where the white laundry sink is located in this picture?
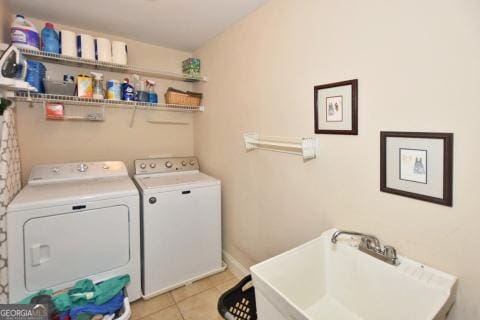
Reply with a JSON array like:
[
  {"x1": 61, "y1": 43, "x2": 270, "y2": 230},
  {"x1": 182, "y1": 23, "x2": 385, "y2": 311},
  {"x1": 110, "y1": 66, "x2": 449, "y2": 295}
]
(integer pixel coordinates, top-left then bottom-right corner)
[{"x1": 250, "y1": 229, "x2": 457, "y2": 320}]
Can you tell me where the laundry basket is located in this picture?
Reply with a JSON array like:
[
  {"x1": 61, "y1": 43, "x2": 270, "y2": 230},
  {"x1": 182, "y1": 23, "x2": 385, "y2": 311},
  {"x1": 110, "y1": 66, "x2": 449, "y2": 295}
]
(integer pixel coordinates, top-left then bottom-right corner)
[{"x1": 217, "y1": 275, "x2": 257, "y2": 320}]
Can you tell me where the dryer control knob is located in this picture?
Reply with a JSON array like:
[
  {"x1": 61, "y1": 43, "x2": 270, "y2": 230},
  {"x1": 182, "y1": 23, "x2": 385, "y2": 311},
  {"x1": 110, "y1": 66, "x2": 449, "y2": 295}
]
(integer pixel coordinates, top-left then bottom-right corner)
[
  {"x1": 181, "y1": 161, "x2": 187, "y2": 166},
  {"x1": 189, "y1": 160, "x2": 195, "y2": 166},
  {"x1": 78, "y1": 163, "x2": 88, "y2": 172},
  {"x1": 150, "y1": 163, "x2": 156, "y2": 168},
  {"x1": 165, "y1": 161, "x2": 173, "y2": 168},
  {"x1": 140, "y1": 163, "x2": 146, "y2": 169}
]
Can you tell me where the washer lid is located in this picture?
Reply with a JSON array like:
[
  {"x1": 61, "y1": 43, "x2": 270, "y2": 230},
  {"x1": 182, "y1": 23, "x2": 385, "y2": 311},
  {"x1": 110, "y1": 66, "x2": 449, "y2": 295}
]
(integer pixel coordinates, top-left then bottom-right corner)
[
  {"x1": 8, "y1": 177, "x2": 138, "y2": 212},
  {"x1": 134, "y1": 171, "x2": 220, "y2": 193}
]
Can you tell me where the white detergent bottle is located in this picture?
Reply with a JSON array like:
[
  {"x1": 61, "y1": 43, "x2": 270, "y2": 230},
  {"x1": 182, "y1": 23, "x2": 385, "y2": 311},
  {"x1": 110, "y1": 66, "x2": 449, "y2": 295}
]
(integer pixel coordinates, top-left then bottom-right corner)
[{"x1": 10, "y1": 15, "x2": 40, "y2": 51}]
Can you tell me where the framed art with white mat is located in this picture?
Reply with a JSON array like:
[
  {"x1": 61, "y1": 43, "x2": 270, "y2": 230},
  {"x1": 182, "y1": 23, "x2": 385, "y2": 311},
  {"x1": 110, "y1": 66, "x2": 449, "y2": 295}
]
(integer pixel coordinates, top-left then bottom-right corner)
[
  {"x1": 380, "y1": 131, "x2": 453, "y2": 206},
  {"x1": 314, "y1": 79, "x2": 358, "y2": 135}
]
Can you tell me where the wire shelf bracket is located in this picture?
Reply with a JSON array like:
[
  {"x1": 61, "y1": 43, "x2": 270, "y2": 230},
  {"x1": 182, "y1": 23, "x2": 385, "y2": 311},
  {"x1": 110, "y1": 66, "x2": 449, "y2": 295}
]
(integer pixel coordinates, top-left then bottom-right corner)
[{"x1": 243, "y1": 133, "x2": 318, "y2": 160}]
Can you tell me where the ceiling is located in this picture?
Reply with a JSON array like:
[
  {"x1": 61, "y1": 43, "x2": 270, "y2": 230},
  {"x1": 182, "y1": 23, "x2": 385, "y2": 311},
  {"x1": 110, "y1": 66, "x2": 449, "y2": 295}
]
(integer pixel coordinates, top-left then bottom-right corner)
[{"x1": 7, "y1": 0, "x2": 269, "y2": 52}]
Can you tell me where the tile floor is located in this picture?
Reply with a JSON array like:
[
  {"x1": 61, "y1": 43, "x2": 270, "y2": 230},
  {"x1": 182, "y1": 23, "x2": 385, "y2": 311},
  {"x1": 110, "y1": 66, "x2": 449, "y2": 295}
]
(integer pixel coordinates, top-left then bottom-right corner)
[{"x1": 131, "y1": 270, "x2": 239, "y2": 320}]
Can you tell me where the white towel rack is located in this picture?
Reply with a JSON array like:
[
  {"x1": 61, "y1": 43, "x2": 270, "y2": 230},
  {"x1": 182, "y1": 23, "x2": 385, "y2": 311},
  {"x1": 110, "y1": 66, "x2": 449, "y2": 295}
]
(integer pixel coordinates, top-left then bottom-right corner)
[{"x1": 243, "y1": 133, "x2": 318, "y2": 160}]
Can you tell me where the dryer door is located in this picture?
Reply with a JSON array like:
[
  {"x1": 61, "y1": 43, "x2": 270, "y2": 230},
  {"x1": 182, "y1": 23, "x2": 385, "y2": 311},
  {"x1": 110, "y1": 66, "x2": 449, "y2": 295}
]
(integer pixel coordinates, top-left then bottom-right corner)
[{"x1": 24, "y1": 205, "x2": 130, "y2": 291}]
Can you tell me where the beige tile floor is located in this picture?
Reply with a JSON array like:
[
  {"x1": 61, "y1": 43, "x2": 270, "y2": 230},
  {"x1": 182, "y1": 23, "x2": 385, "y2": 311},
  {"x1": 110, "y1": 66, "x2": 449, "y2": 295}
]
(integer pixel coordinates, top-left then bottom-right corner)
[{"x1": 131, "y1": 270, "x2": 239, "y2": 320}]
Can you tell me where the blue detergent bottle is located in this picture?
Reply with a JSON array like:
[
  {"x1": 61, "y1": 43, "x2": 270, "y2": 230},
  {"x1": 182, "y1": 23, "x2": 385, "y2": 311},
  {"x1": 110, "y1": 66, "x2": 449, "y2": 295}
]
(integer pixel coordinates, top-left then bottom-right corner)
[
  {"x1": 121, "y1": 78, "x2": 135, "y2": 101},
  {"x1": 41, "y1": 22, "x2": 59, "y2": 53}
]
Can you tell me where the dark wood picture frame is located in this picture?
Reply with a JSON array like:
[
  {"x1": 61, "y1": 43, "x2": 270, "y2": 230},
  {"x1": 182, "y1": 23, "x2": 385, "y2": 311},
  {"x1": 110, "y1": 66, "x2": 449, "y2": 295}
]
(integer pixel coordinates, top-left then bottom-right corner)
[
  {"x1": 380, "y1": 131, "x2": 453, "y2": 206},
  {"x1": 314, "y1": 79, "x2": 358, "y2": 135}
]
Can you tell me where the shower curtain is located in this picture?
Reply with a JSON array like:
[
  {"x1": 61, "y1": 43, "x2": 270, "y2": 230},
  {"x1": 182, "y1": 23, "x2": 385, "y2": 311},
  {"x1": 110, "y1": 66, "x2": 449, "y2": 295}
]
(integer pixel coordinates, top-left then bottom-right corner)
[{"x1": 0, "y1": 106, "x2": 22, "y2": 303}]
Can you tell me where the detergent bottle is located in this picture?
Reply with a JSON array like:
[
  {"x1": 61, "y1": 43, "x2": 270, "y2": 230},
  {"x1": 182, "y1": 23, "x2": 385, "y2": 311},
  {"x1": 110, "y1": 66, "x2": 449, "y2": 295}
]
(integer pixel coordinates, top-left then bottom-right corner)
[
  {"x1": 121, "y1": 78, "x2": 135, "y2": 101},
  {"x1": 10, "y1": 15, "x2": 40, "y2": 51},
  {"x1": 41, "y1": 22, "x2": 59, "y2": 53}
]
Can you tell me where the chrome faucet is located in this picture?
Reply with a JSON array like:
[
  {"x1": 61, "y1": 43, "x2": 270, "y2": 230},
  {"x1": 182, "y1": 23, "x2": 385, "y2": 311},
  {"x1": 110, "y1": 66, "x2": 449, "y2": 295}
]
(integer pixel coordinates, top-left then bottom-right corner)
[{"x1": 331, "y1": 230, "x2": 399, "y2": 266}]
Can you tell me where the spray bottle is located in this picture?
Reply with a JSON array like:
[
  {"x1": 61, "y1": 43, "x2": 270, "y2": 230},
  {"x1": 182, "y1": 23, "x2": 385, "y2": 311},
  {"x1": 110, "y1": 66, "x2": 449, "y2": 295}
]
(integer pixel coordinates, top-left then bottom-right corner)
[
  {"x1": 133, "y1": 74, "x2": 148, "y2": 102},
  {"x1": 146, "y1": 80, "x2": 158, "y2": 104},
  {"x1": 91, "y1": 72, "x2": 104, "y2": 99},
  {"x1": 145, "y1": 80, "x2": 158, "y2": 104}
]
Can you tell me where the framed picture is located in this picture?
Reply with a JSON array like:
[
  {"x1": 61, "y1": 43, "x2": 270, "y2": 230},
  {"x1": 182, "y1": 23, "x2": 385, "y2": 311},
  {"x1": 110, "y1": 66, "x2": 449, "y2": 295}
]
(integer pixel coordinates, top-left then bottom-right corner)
[
  {"x1": 314, "y1": 79, "x2": 358, "y2": 135},
  {"x1": 380, "y1": 132, "x2": 453, "y2": 206}
]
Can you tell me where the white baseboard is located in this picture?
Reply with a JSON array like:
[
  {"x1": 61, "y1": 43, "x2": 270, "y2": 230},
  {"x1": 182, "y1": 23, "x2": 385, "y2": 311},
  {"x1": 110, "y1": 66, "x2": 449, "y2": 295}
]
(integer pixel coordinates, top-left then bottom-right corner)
[
  {"x1": 142, "y1": 263, "x2": 227, "y2": 300},
  {"x1": 222, "y1": 250, "x2": 249, "y2": 279}
]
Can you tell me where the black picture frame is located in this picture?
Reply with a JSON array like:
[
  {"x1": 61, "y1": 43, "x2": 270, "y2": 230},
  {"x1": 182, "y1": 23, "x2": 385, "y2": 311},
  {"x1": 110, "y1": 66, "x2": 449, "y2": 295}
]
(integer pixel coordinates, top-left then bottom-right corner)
[
  {"x1": 380, "y1": 131, "x2": 453, "y2": 206},
  {"x1": 314, "y1": 79, "x2": 358, "y2": 135}
]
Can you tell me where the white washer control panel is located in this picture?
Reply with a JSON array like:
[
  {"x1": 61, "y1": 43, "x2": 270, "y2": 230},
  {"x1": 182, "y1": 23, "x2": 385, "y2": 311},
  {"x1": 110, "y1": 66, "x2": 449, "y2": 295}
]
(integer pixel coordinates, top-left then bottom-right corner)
[{"x1": 135, "y1": 157, "x2": 199, "y2": 174}]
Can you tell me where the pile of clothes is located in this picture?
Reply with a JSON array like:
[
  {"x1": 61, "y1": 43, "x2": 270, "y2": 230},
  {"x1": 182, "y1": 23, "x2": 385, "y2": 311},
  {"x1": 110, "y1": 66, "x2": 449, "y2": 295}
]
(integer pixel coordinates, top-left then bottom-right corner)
[{"x1": 19, "y1": 275, "x2": 130, "y2": 320}]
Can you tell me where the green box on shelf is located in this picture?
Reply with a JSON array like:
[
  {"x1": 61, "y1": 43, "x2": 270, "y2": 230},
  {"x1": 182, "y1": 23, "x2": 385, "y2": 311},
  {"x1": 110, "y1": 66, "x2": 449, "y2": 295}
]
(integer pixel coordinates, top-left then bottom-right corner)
[{"x1": 182, "y1": 58, "x2": 201, "y2": 76}]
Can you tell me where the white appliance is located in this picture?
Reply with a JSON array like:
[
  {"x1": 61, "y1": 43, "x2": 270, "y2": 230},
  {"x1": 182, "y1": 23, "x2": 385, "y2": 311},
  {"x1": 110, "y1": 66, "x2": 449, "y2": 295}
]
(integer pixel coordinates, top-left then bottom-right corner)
[
  {"x1": 134, "y1": 157, "x2": 224, "y2": 298},
  {"x1": 7, "y1": 161, "x2": 141, "y2": 303}
]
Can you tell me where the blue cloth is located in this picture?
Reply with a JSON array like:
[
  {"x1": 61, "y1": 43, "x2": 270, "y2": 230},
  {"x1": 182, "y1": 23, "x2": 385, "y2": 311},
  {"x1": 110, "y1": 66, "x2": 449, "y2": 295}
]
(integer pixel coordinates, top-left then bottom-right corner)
[{"x1": 70, "y1": 292, "x2": 124, "y2": 319}]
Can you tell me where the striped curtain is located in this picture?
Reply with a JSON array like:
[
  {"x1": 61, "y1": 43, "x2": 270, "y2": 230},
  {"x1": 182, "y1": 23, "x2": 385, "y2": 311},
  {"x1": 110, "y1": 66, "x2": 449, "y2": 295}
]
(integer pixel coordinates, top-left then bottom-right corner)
[{"x1": 0, "y1": 106, "x2": 22, "y2": 303}]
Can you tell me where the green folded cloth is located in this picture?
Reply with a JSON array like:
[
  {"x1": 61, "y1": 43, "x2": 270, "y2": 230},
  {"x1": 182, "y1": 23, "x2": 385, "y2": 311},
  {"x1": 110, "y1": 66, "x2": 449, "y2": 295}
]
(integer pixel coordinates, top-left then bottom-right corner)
[
  {"x1": 54, "y1": 293, "x2": 74, "y2": 312},
  {"x1": 69, "y1": 275, "x2": 130, "y2": 305},
  {"x1": 18, "y1": 274, "x2": 131, "y2": 311},
  {"x1": 94, "y1": 275, "x2": 130, "y2": 305},
  {"x1": 68, "y1": 279, "x2": 100, "y2": 305}
]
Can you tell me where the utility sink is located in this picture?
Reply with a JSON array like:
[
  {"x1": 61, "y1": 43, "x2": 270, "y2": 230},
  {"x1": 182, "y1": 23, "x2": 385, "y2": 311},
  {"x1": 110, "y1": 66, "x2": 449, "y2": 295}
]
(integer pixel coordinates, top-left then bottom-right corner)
[{"x1": 250, "y1": 229, "x2": 457, "y2": 320}]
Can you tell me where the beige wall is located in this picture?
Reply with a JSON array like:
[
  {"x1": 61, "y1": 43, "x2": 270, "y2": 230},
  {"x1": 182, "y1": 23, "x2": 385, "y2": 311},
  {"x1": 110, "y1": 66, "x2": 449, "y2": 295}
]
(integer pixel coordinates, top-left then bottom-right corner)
[
  {"x1": 3, "y1": 17, "x2": 196, "y2": 183},
  {"x1": 0, "y1": 0, "x2": 11, "y2": 43},
  {"x1": 194, "y1": 0, "x2": 480, "y2": 318}
]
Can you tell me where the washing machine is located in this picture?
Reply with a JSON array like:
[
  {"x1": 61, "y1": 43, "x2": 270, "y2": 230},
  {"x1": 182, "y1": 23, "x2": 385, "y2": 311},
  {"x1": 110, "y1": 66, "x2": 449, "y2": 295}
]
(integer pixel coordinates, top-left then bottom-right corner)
[
  {"x1": 134, "y1": 157, "x2": 224, "y2": 299},
  {"x1": 7, "y1": 161, "x2": 141, "y2": 303}
]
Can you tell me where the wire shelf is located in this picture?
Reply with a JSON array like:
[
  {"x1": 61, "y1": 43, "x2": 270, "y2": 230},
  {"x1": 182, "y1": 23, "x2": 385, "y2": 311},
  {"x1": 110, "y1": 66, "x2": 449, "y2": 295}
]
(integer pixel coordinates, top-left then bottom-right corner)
[
  {"x1": 0, "y1": 43, "x2": 206, "y2": 82},
  {"x1": 13, "y1": 91, "x2": 205, "y2": 112}
]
